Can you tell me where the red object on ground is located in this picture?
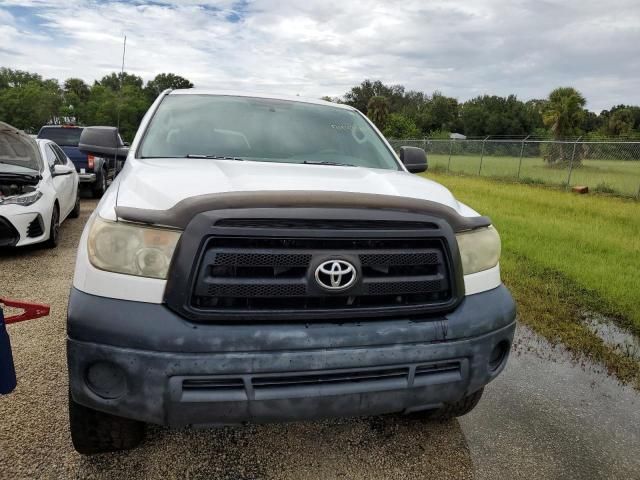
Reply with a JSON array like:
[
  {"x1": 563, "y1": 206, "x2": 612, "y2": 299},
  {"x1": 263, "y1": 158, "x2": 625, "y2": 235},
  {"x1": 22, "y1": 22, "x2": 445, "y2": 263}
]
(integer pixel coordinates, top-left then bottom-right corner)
[{"x1": 0, "y1": 298, "x2": 50, "y2": 325}]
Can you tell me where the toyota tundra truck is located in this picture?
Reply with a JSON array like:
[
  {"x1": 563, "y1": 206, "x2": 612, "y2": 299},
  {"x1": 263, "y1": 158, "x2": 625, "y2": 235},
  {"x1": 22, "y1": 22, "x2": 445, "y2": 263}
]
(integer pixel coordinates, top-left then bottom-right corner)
[{"x1": 67, "y1": 90, "x2": 516, "y2": 454}]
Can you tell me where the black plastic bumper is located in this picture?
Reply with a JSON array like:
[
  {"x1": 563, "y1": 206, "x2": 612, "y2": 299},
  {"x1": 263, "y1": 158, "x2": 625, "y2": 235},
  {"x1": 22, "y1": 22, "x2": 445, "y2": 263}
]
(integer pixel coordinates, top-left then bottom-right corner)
[
  {"x1": 0, "y1": 216, "x2": 19, "y2": 247},
  {"x1": 67, "y1": 285, "x2": 516, "y2": 426}
]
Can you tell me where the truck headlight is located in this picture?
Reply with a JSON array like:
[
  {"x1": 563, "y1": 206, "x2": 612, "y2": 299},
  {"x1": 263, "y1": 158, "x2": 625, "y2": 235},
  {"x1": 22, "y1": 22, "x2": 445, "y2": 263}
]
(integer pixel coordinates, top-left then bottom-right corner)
[
  {"x1": 456, "y1": 226, "x2": 501, "y2": 275},
  {"x1": 0, "y1": 191, "x2": 42, "y2": 206},
  {"x1": 87, "y1": 217, "x2": 181, "y2": 279}
]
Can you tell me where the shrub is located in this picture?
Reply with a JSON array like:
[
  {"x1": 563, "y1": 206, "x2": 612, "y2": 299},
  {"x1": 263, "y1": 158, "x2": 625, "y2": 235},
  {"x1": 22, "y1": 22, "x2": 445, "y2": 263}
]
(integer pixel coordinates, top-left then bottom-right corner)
[
  {"x1": 520, "y1": 176, "x2": 545, "y2": 185},
  {"x1": 594, "y1": 182, "x2": 617, "y2": 194}
]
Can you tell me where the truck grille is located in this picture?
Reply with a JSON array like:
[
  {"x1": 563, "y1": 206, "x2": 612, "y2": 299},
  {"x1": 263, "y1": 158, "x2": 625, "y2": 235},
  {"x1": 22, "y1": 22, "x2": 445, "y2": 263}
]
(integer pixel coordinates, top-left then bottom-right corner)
[
  {"x1": 215, "y1": 218, "x2": 438, "y2": 230},
  {"x1": 188, "y1": 234, "x2": 455, "y2": 321}
]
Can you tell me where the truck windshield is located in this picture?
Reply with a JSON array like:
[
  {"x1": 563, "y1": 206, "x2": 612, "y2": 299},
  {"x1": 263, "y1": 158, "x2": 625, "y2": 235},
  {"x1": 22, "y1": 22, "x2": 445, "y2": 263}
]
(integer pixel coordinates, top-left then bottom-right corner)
[
  {"x1": 37, "y1": 127, "x2": 83, "y2": 147},
  {"x1": 139, "y1": 95, "x2": 400, "y2": 170}
]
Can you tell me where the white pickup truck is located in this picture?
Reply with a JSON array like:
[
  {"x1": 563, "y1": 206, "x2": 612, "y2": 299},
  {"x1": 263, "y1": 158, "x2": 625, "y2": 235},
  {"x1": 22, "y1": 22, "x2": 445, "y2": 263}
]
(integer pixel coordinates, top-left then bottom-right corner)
[{"x1": 67, "y1": 90, "x2": 516, "y2": 454}]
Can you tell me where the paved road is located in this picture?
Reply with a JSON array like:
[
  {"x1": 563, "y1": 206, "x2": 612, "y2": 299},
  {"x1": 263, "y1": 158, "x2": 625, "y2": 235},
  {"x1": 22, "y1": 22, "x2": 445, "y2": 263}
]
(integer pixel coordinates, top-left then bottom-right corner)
[{"x1": 1, "y1": 199, "x2": 638, "y2": 479}]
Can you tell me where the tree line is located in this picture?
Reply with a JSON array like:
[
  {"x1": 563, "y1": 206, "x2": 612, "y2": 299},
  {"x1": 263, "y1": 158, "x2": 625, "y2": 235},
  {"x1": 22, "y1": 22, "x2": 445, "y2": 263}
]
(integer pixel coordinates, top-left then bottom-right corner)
[
  {"x1": 331, "y1": 80, "x2": 640, "y2": 141},
  {"x1": 1, "y1": 68, "x2": 639, "y2": 143},
  {"x1": 0, "y1": 68, "x2": 192, "y2": 141}
]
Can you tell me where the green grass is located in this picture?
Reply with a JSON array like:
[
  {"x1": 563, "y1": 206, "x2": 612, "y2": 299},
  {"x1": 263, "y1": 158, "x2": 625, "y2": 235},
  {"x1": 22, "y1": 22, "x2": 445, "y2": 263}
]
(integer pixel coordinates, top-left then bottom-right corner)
[
  {"x1": 428, "y1": 154, "x2": 640, "y2": 197},
  {"x1": 422, "y1": 172, "x2": 640, "y2": 385}
]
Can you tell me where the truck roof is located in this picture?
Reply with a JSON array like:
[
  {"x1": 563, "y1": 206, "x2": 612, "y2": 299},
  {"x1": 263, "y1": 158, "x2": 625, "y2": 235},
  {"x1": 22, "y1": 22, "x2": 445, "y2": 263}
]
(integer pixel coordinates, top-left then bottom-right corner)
[{"x1": 168, "y1": 89, "x2": 356, "y2": 110}]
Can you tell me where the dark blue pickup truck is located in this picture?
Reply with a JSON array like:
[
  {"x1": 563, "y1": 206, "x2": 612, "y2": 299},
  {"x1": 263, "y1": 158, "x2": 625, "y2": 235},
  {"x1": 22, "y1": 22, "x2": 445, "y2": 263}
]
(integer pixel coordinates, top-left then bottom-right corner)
[{"x1": 37, "y1": 126, "x2": 124, "y2": 198}]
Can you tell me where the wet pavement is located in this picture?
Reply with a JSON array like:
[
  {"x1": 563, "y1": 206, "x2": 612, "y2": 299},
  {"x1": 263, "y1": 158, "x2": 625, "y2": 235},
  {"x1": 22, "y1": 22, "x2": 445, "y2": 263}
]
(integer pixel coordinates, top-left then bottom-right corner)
[
  {"x1": 461, "y1": 328, "x2": 640, "y2": 479},
  {"x1": 0, "y1": 199, "x2": 638, "y2": 479}
]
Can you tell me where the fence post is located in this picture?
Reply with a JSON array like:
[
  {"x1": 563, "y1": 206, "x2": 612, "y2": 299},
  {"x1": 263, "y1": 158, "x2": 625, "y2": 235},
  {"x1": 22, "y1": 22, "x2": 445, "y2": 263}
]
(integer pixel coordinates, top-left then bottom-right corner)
[
  {"x1": 517, "y1": 135, "x2": 530, "y2": 180},
  {"x1": 636, "y1": 182, "x2": 640, "y2": 200},
  {"x1": 566, "y1": 136, "x2": 582, "y2": 188},
  {"x1": 447, "y1": 139, "x2": 453, "y2": 172},
  {"x1": 478, "y1": 136, "x2": 489, "y2": 175}
]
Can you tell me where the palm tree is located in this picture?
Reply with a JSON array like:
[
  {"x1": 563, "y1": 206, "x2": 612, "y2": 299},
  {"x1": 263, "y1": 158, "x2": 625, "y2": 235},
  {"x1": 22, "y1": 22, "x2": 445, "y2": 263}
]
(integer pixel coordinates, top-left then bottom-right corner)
[
  {"x1": 607, "y1": 109, "x2": 634, "y2": 136},
  {"x1": 367, "y1": 96, "x2": 390, "y2": 130},
  {"x1": 543, "y1": 87, "x2": 586, "y2": 164}
]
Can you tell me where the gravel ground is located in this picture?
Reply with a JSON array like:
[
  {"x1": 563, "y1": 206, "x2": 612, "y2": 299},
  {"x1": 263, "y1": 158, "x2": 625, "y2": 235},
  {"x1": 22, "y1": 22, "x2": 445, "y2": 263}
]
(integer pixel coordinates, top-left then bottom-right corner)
[{"x1": 1, "y1": 199, "x2": 638, "y2": 479}]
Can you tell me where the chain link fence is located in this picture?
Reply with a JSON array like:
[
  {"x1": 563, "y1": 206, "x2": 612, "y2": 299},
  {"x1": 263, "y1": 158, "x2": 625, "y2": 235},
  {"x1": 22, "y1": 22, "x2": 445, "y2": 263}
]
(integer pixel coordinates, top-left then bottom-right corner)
[{"x1": 388, "y1": 137, "x2": 640, "y2": 199}]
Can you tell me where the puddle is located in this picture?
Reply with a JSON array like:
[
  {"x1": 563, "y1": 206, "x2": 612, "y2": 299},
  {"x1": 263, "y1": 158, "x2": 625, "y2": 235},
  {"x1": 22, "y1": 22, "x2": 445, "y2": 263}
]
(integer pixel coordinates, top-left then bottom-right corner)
[
  {"x1": 581, "y1": 311, "x2": 640, "y2": 362},
  {"x1": 463, "y1": 324, "x2": 640, "y2": 480},
  {"x1": 511, "y1": 323, "x2": 611, "y2": 381}
]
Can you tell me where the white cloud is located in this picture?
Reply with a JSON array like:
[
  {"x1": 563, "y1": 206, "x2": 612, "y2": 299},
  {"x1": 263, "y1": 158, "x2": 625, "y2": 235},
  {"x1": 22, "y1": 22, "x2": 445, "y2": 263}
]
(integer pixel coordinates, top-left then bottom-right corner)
[{"x1": 0, "y1": 0, "x2": 639, "y2": 111}]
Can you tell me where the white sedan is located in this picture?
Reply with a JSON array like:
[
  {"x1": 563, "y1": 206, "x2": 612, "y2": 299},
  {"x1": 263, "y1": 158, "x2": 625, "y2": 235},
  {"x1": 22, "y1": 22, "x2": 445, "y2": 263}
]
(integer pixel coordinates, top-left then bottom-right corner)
[{"x1": 1, "y1": 121, "x2": 80, "y2": 248}]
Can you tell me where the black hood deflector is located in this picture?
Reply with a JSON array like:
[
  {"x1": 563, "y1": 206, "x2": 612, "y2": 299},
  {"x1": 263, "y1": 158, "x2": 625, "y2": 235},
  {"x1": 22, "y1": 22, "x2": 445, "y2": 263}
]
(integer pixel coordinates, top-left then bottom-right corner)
[{"x1": 115, "y1": 191, "x2": 491, "y2": 233}]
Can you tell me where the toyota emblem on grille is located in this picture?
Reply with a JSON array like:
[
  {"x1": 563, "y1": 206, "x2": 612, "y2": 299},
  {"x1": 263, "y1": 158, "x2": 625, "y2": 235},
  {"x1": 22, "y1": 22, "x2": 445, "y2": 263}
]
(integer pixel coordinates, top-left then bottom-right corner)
[{"x1": 315, "y1": 260, "x2": 357, "y2": 291}]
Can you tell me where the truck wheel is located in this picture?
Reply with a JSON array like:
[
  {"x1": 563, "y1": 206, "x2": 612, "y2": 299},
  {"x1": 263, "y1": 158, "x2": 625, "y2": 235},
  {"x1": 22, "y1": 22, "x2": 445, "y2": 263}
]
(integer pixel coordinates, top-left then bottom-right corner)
[
  {"x1": 70, "y1": 191, "x2": 81, "y2": 218},
  {"x1": 410, "y1": 388, "x2": 484, "y2": 420},
  {"x1": 92, "y1": 170, "x2": 107, "y2": 199},
  {"x1": 68, "y1": 391, "x2": 145, "y2": 455},
  {"x1": 45, "y1": 205, "x2": 60, "y2": 249}
]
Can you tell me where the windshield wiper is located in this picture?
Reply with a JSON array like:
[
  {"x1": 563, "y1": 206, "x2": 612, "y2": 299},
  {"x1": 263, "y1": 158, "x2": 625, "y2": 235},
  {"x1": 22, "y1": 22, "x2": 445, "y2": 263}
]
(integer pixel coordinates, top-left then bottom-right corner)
[
  {"x1": 303, "y1": 161, "x2": 356, "y2": 167},
  {"x1": 185, "y1": 154, "x2": 245, "y2": 161}
]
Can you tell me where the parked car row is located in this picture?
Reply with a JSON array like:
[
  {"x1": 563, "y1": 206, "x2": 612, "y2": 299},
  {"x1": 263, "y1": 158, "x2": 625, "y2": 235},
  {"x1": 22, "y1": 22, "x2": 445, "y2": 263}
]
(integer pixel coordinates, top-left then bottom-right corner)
[
  {"x1": 0, "y1": 122, "x2": 126, "y2": 249},
  {"x1": 37, "y1": 125, "x2": 127, "y2": 198}
]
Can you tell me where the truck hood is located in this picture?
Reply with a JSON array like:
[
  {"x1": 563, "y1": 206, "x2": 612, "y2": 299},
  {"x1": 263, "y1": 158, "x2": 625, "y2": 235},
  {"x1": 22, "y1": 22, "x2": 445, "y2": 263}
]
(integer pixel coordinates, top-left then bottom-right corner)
[{"x1": 114, "y1": 158, "x2": 465, "y2": 215}]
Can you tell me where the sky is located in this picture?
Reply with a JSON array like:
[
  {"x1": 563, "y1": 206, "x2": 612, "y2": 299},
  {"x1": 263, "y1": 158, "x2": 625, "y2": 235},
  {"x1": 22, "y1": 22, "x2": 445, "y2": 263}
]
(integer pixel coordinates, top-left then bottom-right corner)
[{"x1": 1, "y1": 0, "x2": 639, "y2": 112}]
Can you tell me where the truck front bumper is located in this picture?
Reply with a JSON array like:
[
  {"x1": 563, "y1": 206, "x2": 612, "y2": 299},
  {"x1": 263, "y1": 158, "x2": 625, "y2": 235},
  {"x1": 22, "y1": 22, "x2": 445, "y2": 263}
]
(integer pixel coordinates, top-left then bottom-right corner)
[{"x1": 67, "y1": 285, "x2": 516, "y2": 426}]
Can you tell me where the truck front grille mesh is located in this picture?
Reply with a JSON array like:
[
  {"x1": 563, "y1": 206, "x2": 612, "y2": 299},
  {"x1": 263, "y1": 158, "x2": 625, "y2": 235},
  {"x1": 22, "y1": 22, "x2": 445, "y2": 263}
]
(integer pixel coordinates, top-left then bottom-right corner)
[{"x1": 190, "y1": 233, "x2": 454, "y2": 319}]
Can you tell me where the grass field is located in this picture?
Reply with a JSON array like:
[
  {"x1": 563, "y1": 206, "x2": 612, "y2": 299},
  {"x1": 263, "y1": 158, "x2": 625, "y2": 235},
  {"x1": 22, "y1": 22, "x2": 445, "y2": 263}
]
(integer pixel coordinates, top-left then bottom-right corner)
[
  {"x1": 428, "y1": 154, "x2": 640, "y2": 197},
  {"x1": 422, "y1": 172, "x2": 640, "y2": 385}
]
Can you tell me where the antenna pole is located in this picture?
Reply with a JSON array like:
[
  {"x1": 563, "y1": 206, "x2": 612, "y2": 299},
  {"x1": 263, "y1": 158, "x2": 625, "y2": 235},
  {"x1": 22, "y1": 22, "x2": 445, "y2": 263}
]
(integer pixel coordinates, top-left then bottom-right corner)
[
  {"x1": 114, "y1": 35, "x2": 126, "y2": 174},
  {"x1": 115, "y1": 35, "x2": 126, "y2": 134}
]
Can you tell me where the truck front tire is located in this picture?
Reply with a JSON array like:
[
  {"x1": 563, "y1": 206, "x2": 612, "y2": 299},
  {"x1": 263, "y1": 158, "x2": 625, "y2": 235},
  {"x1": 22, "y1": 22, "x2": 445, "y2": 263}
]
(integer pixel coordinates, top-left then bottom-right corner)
[{"x1": 69, "y1": 391, "x2": 145, "y2": 455}]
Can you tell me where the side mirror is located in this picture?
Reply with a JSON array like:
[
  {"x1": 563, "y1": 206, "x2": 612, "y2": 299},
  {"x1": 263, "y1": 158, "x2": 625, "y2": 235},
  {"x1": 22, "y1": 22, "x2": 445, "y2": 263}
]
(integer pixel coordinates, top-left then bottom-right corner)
[
  {"x1": 52, "y1": 164, "x2": 74, "y2": 177},
  {"x1": 399, "y1": 146, "x2": 428, "y2": 173},
  {"x1": 79, "y1": 127, "x2": 129, "y2": 159}
]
